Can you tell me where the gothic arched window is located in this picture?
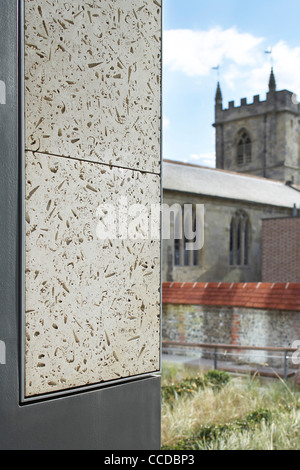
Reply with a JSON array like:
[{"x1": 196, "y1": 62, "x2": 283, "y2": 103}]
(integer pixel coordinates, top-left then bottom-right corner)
[
  {"x1": 174, "y1": 205, "x2": 200, "y2": 267},
  {"x1": 237, "y1": 130, "x2": 252, "y2": 165},
  {"x1": 230, "y1": 211, "x2": 251, "y2": 267}
]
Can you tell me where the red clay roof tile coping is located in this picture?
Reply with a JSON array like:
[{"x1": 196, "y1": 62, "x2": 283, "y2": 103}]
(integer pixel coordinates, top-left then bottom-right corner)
[{"x1": 162, "y1": 282, "x2": 300, "y2": 312}]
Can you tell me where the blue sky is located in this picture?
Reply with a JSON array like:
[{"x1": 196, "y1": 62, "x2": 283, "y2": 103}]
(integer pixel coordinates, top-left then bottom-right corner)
[{"x1": 163, "y1": 0, "x2": 300, "y2": 167}]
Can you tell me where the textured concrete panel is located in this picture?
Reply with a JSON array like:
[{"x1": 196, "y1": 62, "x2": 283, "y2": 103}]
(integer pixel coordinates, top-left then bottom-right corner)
[
  {"x1": 24, "y1": 0, "x2": 162, "y2": 173},
  {"x1": 25, "y1": 151, "x2": 161, "y2": 397}
]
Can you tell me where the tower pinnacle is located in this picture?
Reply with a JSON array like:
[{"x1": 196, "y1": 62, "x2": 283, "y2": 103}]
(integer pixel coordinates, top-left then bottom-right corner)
[
  {"x1": 215, "y1": 82, "x2": 223, "y2": 110},
  {"x1": 269, "y1": 67, "x2": 276, "y2": 93}
]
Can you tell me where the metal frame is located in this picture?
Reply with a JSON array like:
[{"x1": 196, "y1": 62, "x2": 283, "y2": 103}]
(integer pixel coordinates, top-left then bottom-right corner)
[
  {"x1": 19, "y1": 0, "x2": 26, "y2": 405},
  {"x1": 19, "y1": 0, "x2": 163, "y2": 404}
]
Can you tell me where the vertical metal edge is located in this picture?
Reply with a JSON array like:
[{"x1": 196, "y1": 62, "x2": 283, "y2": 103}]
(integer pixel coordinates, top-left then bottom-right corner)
[
  {"x1": 159, "y1": 0, "x2": 163, "y2": 379},
  {"x1": 158, "y1": 0, "x2": 163, "y2": 450},
  {"x1": 19, "y1": 0, "x2": 26, "y2": 404}
]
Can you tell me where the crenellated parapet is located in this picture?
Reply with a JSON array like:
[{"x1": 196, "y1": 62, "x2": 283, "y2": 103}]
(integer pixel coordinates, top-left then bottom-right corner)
[{"x1": 215, "y1": 89, "x2": 300, "y2": 124}]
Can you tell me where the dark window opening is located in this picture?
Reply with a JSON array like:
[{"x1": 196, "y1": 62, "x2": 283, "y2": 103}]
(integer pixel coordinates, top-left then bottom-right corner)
[
  {"x1": 174, "y1": 238, "x2": 181, "y2": 267},
  {"x1": 237, "y1": 130, "x2": 252, "y2": 165},
  {"x1": 174, "y1": 204, "x2": 201, "y2": 268},
  {"x1": 230, "y1": 211, "x2": 251, "y2": 267}
]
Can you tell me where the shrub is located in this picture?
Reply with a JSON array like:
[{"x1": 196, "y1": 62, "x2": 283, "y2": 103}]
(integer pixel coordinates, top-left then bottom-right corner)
[
  {"x1": 161, "y1": 369, "x2": 231, "y2": 403},
  {"x1": 203, "y1": 370, "x2": 231, "y2": 390},
  {"x1": 162, "y1": 408, "x2": 273, "y2": 450}
]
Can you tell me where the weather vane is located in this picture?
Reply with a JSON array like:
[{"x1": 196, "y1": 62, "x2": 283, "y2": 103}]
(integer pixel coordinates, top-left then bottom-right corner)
[
  {"x1": 212, "y1": 65, "x2": 220, "y2": 80},
  {"x1": 265, "y1": 48, "x2": 274, "y2": 67}
]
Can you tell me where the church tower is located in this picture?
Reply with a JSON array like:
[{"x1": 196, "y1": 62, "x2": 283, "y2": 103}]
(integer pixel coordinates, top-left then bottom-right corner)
[{"x1": 214, "y1": 70, "x2": 300, "y2": 185}]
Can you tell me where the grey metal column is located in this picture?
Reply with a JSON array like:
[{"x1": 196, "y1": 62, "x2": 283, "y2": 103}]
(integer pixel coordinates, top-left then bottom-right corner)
[{"x1": 0, "y1": 0, "x2": 161, "y2": 450}]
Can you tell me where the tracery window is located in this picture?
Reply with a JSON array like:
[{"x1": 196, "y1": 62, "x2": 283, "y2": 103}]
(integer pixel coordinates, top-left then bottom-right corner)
[
  {"x1": 237, "y1": 130, "x2": 252, "y2": 165},
  {"x1": 174, "y1": 205, "x2": 200, "y2": 267},
  {"x1": 230, "y1": 211, "x2": 251, "y2": 267}
]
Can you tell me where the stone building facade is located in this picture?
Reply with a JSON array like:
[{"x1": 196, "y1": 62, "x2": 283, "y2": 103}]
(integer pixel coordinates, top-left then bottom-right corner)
[
  {"x1": 162, "y1": 160, "x2": 300, "y2": 283},
  {"x1": 214, "y1": 70, "x2": 300, "y2": 185}
]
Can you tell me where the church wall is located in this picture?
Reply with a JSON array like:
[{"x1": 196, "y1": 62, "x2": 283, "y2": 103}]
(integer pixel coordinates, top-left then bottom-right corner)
[
  {"x1": 275, "y1": 112, "x2": 289, "y2": 168},
  {"x1": 215, "y1": 89, "x2": 300, "y2": 183},
  {"x1": 162, "y1": 190, "x2": 293, "y2": 284},
  {"x1": 220, "y1": 111, "x2": 300, "y2": 180},
  {"x1": 215, "y1": 124, "x2": 224, "y2": 169},
  {"x1": 282, "y1": 114, "x2": 300, "y2": 180},
  {"x1": 222, "y1": 115, "x2": 266, "y2": 176},
  {"x1": 265, "y1": 112, "x2": 300, "y2": 184}
]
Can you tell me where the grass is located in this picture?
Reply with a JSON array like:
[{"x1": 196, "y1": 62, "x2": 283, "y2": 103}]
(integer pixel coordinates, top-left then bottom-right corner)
[{"x1": 161, "y1": 362, "x2": 300, "y2": 450}]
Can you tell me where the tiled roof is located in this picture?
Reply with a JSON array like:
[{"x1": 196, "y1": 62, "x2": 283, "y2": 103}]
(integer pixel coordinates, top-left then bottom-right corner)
[
  {"x1": 163, "y1": 160, "x2": 300, "y2": 209},
  {"x1": 162, "y1": 282, "x2": 300, "y2": 312}
]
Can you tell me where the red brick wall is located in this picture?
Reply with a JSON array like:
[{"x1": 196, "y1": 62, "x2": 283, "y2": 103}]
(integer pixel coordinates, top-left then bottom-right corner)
[{"x1": 262, "y1": 217, "x2": 300, "y2": 283}]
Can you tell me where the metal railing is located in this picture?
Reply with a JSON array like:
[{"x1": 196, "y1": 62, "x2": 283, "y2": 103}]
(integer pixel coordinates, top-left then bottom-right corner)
[{"x1": 162, "y1": 341, "x2": 299, "y2": 380}]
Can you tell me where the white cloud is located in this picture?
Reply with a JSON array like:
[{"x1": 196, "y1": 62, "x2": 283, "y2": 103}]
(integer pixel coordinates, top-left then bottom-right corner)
[
  {"x1": 164, "y1": 27, "x2": 300, "y2": 98},
  {"x1": 163, "y1": 27, "x2": 264, "y2": 78},
  {"x1": 189, "y1": 153, "x2": 216, "y2": 168}
]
